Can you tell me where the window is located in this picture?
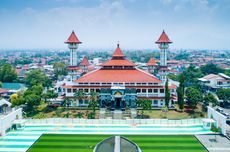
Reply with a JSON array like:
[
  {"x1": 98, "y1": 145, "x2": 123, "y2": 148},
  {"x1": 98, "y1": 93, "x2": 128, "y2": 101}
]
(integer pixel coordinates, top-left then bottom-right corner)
[
  {"x1": 137, "y1": 89, "x2": 141, "y2": 93},
  {"x1": 154, "y1": 89, "x2": 158, "y2": 93},
  {"x1": 73, "y1": 89, "x2": 77, "y2": 92},
  {"x1": 84, "y1": 100, "x2": 89, "y2": 104},
  {"x1": 142, "y1": 89, "x2": 146, "y2": 93},
  {"x1": 90, "y1": 89, "x2": 94, "y2": 92},
  {"x1": 79, "y1": 100, "x2": 83, "y2": 105},
  {"x1": 96, "y1": 89, "x2": 100, "y2": 93},
  {"x1": 84, "y1": 89, "x2": 88, "y2": 92},
  {"x1": 171, "y1": 89, "x2": 175, "y2": 92},
  {"x1": 160, "y1": 89, "x2": 164, "y2": 93},
  {"x1": 67, "y1": 89, "x2": 71, "y2": 93},
  {"x1": 153, "y1": 100, "x2": 158, "y2": 105},
  {"x1": 148, "y1": 89, "x2": 152, "y2": 93},
  {"x1": 217, "y1": 81, "x2": 223, "y2": 85}
]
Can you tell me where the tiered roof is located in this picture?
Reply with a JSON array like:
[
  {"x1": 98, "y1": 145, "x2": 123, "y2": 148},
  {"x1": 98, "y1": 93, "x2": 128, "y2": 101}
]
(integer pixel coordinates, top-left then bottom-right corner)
[
  {"x1": 75, "y1": 44, "x2": 161, "y2": 83},
  {"x1": 100, "y1": 44, "x2": 135, "y2": 67}
]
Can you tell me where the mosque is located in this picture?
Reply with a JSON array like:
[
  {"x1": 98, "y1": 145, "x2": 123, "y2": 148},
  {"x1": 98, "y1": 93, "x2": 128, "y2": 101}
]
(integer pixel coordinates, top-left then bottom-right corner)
[{"x1": 56, "y1": 30, "x2": 177, "y2": 110}]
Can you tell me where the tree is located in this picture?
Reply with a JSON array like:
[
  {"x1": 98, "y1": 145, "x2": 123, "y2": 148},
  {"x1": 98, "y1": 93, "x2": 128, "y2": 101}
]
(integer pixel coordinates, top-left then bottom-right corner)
[
  {"x1": 204, "y1": 93, "x2": 218, "y2": 107},
  {"x1": 25, "y1": 93, "x2": 41, "y2": 112},
  {"x1": 137, "y1": 99, "x2": 152, "y2": 118},
  {"x1": 10, "y1": 93, "x2": 24, "y2": 107},
  {"x1": 201, "y1": 63, "x2": 223, "y2": 75},
  {"x1": 88, "y1": 91, "x2": 98, "y2": 113},
  {"x1": 225, "y1": 69, "x2": 230, "y2": 77},
  {"x1": 0, "y1": 64, "x2": 18, "y2": 82},
  {"x1": 0, "y1": 81, "x2": 2, "y2": 88},
  {"x1": 53, "y1": 62, "x2": 68, "y2": 80},
  {"x1": 183, "y1": 64, "x2": 203, "y2": 87},
  {"x1": 186, "y1": 87, "x2": 203, "y2": 111},
  {"x1": 177, "y1": 74, "x2": 185, "y2": 111},
  {"x1": 165, "y1": 79, "x2": 170, "y2": 108},
  {"x1": 43, "y1": 90, "x2": 58, "y2": 102},
  {"x1": 25, "y1": 70, "x2": 51, "y2": 87},
  {"x1": 167, "y1": 73, "x2": 179, "y2": 81},
  {"x1": 74, "y1": 90, "x2": 85, "y2": 107},
  {"x1": 217, "y1": 88, "x2": 230, "y2": 102}
]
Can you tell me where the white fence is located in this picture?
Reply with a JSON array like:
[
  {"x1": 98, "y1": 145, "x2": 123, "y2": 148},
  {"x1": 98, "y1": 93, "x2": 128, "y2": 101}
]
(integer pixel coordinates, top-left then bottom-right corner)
[
  {"x1": 0, "y1": 108, "x2": 22, "y2": 136},
  {"x1": 25, "y1": 118, "x2": 203, "y2": 126}
]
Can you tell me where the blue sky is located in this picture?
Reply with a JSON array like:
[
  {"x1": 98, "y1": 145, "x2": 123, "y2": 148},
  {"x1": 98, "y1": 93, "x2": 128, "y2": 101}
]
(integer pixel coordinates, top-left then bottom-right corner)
[{"x1": 0, "y1": 0, "x2": 230, "y2": 50}]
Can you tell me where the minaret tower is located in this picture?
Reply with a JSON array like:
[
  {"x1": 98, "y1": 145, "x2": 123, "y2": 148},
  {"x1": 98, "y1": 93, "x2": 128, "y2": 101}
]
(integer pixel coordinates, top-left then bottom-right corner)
[
  {"x1": 155, "y1": 30, "x2": 172, "y2": 81},
  {"x1": 65, "y1": 30, "x2": 82, "y2": 66},
  {"x1": 65, "y1": 30, "x2": 82, "y2": 81}
]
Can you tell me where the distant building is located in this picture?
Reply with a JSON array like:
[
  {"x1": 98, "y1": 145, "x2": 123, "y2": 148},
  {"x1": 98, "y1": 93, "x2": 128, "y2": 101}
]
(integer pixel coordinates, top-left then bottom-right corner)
[{"x1": 198, "y1": 73, "x2": 230, "y2": 91}]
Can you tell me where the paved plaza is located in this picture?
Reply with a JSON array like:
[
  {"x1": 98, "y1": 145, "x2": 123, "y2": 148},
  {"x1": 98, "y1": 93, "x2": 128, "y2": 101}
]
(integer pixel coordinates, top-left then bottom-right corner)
[{"x1": 196, "y1": 134, "x2": 230, "y2": 152}]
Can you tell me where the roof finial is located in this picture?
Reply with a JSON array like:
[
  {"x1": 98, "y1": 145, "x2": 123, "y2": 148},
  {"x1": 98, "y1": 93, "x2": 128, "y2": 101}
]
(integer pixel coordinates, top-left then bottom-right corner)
[{"x1": 117, "y1": 41, "x2": 119, "y2": 47}]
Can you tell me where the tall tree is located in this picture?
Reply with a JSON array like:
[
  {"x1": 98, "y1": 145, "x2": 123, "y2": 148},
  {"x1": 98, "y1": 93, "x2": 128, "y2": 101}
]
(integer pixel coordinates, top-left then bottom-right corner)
[
  {"x1": 88, "y1": 91, "x2": 98, "y2": 113},
  {"x1": 165, "y1": 79, "x2": 170, "y2": 108},
  {"x1": 0, "y1": 64, "x2": 18, "y2": 82},
  {"x1": 186, "y1": 87, "x2": 203, "y2": 111},
  {"x1": 177, "y1": 74, "x2": 185, "y2": 111}
]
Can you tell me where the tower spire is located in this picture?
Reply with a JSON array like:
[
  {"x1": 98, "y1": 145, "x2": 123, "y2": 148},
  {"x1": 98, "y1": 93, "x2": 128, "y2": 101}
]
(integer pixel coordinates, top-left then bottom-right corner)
[{"x1": 155, "y1": 30, "x2": 172, "y2": 82}]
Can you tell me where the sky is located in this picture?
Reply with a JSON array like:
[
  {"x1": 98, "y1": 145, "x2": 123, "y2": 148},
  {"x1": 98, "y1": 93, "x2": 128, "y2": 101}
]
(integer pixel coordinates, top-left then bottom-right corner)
[{"x1": 0, "y1": 0, "x2": 230, "y2": 50}]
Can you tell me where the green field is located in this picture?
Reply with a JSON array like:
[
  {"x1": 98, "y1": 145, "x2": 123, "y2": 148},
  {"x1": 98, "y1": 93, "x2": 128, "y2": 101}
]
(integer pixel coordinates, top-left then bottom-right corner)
[{"x1": 28, "y1": 134, "x2": 207, "y2": 152}]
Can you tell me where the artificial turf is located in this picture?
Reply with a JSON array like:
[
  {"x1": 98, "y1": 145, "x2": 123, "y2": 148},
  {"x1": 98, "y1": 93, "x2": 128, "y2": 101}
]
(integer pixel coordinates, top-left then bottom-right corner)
[{"x1": 27, "y1": 134, "x2": 207, "y2": 152}]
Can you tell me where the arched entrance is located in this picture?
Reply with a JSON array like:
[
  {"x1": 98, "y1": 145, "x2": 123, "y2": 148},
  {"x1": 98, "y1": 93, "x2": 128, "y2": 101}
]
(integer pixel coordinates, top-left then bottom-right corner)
[{"x1": 114, "y1": 91, "x2": 122, "y2": 109}]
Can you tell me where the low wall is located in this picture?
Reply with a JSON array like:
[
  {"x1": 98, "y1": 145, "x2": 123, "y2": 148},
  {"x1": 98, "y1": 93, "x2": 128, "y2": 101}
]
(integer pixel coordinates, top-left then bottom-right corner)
[
  {"x1": 207, "y1": 106, "x2": 227, "y2": 135},
  {"x1": 0, "y1": 108, "x2": 22, "y2": 136}
]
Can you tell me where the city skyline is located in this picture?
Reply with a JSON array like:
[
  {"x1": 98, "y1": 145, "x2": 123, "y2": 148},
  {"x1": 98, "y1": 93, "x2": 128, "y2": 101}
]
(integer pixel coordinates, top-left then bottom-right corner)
[{"x1": 0, "y1": 0, "x2": 230, "y2": 50}]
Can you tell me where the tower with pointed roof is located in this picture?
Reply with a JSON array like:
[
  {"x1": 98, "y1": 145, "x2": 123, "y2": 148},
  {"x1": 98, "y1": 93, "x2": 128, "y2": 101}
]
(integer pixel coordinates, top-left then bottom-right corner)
[
  {"x1": 156, "y1": 30, "x2": 172, "y2": 81},
  {"x1": 65, "y1": 30, "x2": 82, "y2": 66}
]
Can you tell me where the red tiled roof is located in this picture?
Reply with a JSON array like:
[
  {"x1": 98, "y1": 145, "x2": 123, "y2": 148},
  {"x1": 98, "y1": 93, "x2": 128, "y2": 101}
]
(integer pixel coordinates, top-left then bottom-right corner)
[
  {"x1": 100, "y1": 44, "x2": 135, "y2": 67},
  {"x1": 156, "y1": 30, "x2": 172, "y2": 44},
  {"x1": 80, "y1": 57, "x2": 90, "y2": 66},
  {"x1": 75, "y1": 68, "x2": 161, "y2": 83},
  {"x1": 147, "y1": 58, "x2": 157, "y2": 66},
  {"x1": 65, "y1": 31, "x2": 82, "y2": 44},
  {"x1": 158, "y1": 66, "x2": 170, "y2": 71},
  {"x1": 0, "y1": 88, "x2": 9, "y2": 94},
  {"x1": 67, "y1": 66, "x2": 80, "y2": 70},
  {"x1": 100, "y1": 59, "x2": 135, "y2": 66},
  {"x1": 113, "y1": 44, "x2": 124, "y2": 57}
]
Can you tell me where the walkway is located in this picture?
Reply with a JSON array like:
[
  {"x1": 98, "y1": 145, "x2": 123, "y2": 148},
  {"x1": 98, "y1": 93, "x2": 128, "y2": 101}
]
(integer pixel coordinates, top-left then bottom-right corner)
[{"x1": 196, "y1": 134, "x2": 230, "y2": 152}]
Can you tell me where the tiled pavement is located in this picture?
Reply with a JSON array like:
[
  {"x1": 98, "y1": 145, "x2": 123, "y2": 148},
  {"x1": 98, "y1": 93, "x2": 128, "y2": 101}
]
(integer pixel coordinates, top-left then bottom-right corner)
[{"x1": 196, "y1": 134, "x2": 230, "y2": 152}]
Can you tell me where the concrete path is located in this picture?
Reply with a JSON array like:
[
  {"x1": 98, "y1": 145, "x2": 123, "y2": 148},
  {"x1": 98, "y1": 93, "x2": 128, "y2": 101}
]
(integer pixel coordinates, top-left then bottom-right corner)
[{"x1": 196, "y1": 134, "x2": 230, "y2": 152}]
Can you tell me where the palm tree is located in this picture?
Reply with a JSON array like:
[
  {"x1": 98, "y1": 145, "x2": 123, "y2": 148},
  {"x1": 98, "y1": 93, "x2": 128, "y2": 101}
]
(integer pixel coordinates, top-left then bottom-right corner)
[
  {"x1": 74, "y1": 90, "x2": 85, "y2": 107},
  {"x1": 88, "y1": 91, "x2": 98, "y2": 113}
]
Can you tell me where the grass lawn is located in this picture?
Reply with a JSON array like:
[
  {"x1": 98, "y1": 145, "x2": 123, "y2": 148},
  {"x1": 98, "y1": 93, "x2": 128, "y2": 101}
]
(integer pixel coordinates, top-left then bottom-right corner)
[
  {"x1": 142, "y1": 104, "x2": 206, "y2": 119},
  {"x1": 28, "y1": 134, "x2": 207, "y2": 152}
]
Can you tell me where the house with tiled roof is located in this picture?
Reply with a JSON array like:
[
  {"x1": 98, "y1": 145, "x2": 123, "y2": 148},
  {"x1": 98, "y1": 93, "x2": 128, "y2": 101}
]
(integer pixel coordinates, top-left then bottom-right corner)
[{"x1": 198, "y1": 73, "x2": 230, "y2": 91}]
